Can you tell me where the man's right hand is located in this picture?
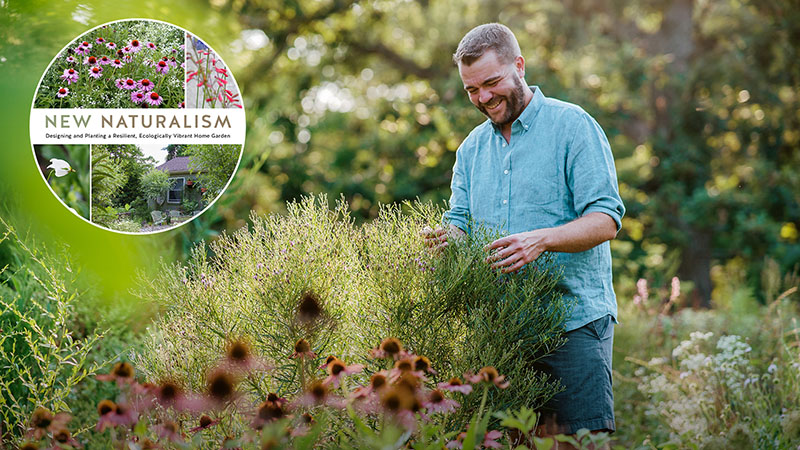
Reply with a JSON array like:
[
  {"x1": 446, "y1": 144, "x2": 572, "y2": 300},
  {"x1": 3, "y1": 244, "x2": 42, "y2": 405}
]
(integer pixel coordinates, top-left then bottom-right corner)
[{"x1": 421, "y1": 225, "x2": 466, "y2": 252}]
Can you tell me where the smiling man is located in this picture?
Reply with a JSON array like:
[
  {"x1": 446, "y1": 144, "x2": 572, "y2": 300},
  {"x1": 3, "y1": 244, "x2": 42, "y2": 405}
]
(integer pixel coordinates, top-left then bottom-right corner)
[{"x1": 424, "y1": 23, "x2": 625, "y2": 443}]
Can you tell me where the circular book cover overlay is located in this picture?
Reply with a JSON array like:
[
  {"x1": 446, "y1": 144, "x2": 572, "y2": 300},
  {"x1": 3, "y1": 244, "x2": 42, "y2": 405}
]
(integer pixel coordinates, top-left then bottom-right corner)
[{"x1": 30, "y1": 19, "x2": 246, "y2": 234}]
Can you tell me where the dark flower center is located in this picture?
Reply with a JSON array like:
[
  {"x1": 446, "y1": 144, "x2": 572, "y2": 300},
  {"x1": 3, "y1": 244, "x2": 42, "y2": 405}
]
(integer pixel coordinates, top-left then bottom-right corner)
[
  {"x1": 158, "y1": 61, "x2": 167, "y2": 67},
  {"x1": 208, "y1": 372, "x2": 234, "y2": 400},
  {"x1": 58, "y1": 88, "x2": 67, "y2": 94},
  {"x1": 87, "y1": 56, "x2": 96, "y2": 63},
  {"x1": 310, "y1": 382, "x2": 327, "y2": 400},
  {"x1": 330, "y1": 361, "x2": 346, "y2": 375},
  {"x1": 126, "y1": 79, "x2": 134, "y2": 85},
  {"x1": 448, "y1": 377, "x2": 462, "y2": 386},
  {"x1": 370, "y1": 374, "x2": 387, "y2": 389},
  {"x1": 53, "y1": 429, "x2": 70, "y2": 443},
  {"x1": 141, "y1": 79, "x2": 151, "y2": 86},
  {"x1": 31, "y1": 409, "x2": 53, "y2": 428},
  {"x1": 414, "y1": 356, "x2": 430, "y2": 372},
  {"x1": 97, "y1": 399, "x2": 116, "y2": 416},
  {"x1": 267, "y1": 392, "x2": 280, "y2": 402},
  {"x1": 294, "y1": 339, "x2": 310, "y2": 353},
  {"x1": 150, "y1": 93, "x2": 160, "y2": 100},
  {"x1": 131, "y1": 40, "x2": 140, "y2": 47},
  {"x1": 112, "y1": 362, "x2": 133, "y2": 378},
  {"x1": 429, "y1": 390, "x2": 445, "y2": 403},
  {"x1": 199, "y1": 415, "x2": 213, "y2": 428},
  {"x1": 159, "y1": 382, "x2": 180, "y2": 402},
  {"x1": 380, "y1": 338, "x2": 402, "y2": 355},
  {"x1": 297, "y1": 291, "x2": 323, "y2": 322},
  {"x1": 228, "y1": 341, "x2": 249, "y2": 361},
  {"x1": 258, "y1": 402, "x2": 284, "y2": 421}
]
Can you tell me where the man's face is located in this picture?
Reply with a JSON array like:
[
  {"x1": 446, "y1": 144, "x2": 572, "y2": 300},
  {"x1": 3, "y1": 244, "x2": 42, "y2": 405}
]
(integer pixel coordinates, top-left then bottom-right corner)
[{"x1": 459, "y1": 50, "x2": 527, "y2": 127}]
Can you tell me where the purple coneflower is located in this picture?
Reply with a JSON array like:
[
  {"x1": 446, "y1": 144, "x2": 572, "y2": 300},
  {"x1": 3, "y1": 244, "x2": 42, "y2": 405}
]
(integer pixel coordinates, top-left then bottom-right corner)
[
  {"x1": 154, "y1": 420, "x2": 183, "y2": 443},
  {"x1": 56, "y1": 87, "x2": 69, "y2": 98},
  {"x1": 131, "y1": 91, "x2": 146, "y2": 104},
  {"x1": 129, "y1": 39, "x2": 142, "y2": 52},
  {"x1": 437, "y1": 377, "x2": 473, "y2": 394},
  {"x1": 179, "y1": 101, "x2": 185, "y2": 108},
  {"x1": 88, "y1": 66, "x2": 103, "y2": 79},
  {"x1": 137, "y1": 78, "x2": 153, "y2": 91},
  {"x1": 147, "y1": 42, "x2": 156, "y2": 50},
  {"x1": 96, "y1": 361, "x2": 135, "y2": 385},
  {"x1": 121, "y1": 78, "x2": 137, "y2": 89},
  {"x1": 122, "y1": 46, "x2": 132, "y2": 54},
  {"x1": 110, "y1": 58, "x2": 123, "y2": 68},
  {"x1": 145, "y1": 91, "x2": 163, "y2": 106},
  {"x1": 188, "y1": 415, "x2": 220, "y2": 433},
  {"x1": 323, "y1": 357, "x2": 364, "y2": 388},
  {"x1": 84, "y1": 55, "x2": 98, "y2": 65},
  {"x1": 290, "y1": 338, "x2": 316, "y2": 359},
  {"x1": 65, "y1": 56, "x2": 75, "y2": 63},
  {"x1": 155, "y1": 60, "x2": 170, "y2": 74},
  {"x1": 106, "y1": 41, "x2": 116, "y2": 50},
  {"x1": 95, "y1": 37, "x2": 105, "y2": 44},
  {"x1": 60, "y1": 68, "x2": 79, "y2": 84},
  {"x1": 98, "y1": 55, "x2": 111, "y2": 65},
  {"x1": 423, "y1": 389, "x2": 460, "y2": 414}
]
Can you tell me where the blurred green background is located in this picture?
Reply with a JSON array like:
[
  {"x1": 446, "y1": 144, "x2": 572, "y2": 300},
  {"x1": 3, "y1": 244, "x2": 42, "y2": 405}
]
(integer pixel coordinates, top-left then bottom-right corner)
[{"x1": 1, "y1": 0, "x2": 799, "y2": 313}]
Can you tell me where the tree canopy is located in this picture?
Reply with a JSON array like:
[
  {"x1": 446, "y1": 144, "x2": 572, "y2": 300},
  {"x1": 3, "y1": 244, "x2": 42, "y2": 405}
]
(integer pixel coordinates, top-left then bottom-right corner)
[{"x1": 203, "y1": 0, "x2": 799, "y2": 306}]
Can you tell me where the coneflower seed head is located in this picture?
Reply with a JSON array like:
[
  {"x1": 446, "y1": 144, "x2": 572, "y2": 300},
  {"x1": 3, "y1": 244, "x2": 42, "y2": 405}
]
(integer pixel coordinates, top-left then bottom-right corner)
[
  {"x1": 199, "y1": 415, "x2": 213, "y2": 428},
  {"x1": 379, "y1": 338, "x2": 402, "y2": 355},
  {"x1": 309, "y1": 381, "x2": 327, "y2": 401},
  {"x1": 53, "y1": 428, "x2": 70, "y2": 443},
  {"x1": 297, "y1": 291, "x2": 323, "y2": 322},
  {"x1": 30, "y1": 408, "x2": 53, "y2": 429},
  {"x1": 329, "y1": 359, "x2": 346, "y2": 376},
  {"x1": 207, "y1": 370, "x2": 235, "y2": 400},
  {"x1": 294, "y1": 339, "x2": 311, "y2": 353},
  {"x1": 479, "y1": 366, "x2": 499, "y2": 382},
  {"x1": 413, "y1": 356, "x2": 431, "y2": 372},
  {"x1": 227, "y1": 340, "x2": 250, "y2": 362},
  {"x1": 112, "y1": 361, "x2": 134, "y2": 379},
  {"x1": 370, "y1": 373, "x2": 387, "y2": 389},
  {"x1": 97, "y1": 399, "x2": 116, "y2": 416}
]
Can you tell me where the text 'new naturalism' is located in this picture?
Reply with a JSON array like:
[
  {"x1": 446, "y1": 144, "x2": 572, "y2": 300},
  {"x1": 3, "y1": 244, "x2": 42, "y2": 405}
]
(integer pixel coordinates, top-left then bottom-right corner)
[{"x1": 44, "y1": 113, "x2": 232, "y2": 129}]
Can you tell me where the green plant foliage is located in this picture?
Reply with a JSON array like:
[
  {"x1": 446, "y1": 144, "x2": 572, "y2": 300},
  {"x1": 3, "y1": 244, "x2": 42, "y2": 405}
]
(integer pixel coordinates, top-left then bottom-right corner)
[
  {"x1": 133, "y1": 195, "x2": 570, "y2": 435},
  {"x1": 185, "y1": 144, "x2": 241, "y2": 198},
  {"x1": 33, "y1": 144, "x2": 89, "y2": 219},
  {"x1": 91, "y1": 145, "x2": 127, "y2": 225},
  {"x1": 140, "y1": 166, "x2": 170, "y2": 204},
  {"x1": 0, "y1": 218, "x2": 106, "y2": 445}
]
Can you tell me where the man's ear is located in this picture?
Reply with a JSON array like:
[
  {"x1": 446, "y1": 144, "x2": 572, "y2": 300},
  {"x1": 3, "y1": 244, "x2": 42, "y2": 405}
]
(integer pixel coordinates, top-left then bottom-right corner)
[{"x1": 514, "y1": 55, "x2": 526, "y2": 78}]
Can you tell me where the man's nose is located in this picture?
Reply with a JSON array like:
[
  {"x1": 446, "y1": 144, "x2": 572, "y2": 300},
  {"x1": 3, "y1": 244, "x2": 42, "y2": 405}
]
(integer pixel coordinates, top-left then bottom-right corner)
[{"x1": 478, "y1": 88, "x2": 493, "y2": 104}]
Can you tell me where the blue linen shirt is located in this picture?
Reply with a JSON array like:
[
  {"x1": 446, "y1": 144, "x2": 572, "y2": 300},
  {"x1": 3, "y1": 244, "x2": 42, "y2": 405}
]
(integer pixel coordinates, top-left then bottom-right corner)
[{"x1": 443, "y1": 86, "x2": 625, "y2": 332}]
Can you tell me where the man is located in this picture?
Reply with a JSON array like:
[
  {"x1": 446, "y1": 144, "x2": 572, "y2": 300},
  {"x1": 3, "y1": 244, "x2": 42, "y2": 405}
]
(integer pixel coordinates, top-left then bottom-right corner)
[{"x1": 423, "y1": 23, "x2": 625, "y2": 441}]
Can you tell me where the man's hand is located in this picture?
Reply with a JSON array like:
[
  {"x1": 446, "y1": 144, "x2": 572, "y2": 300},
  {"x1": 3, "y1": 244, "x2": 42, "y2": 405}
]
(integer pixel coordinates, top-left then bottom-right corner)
[
  {"x1": 484, "y1": 229, "x2": 549, "y2": 273},
  {"x1": 421, "y1": 225, "x2": 466, "y2": 252},
  {"x1": 484, "y1": 212, "x2": 618, "y2": 273}
]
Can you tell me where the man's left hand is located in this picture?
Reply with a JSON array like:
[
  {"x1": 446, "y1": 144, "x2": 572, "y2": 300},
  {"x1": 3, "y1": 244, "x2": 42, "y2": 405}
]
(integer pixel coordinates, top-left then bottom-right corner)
[{"x1": 484, "y1": 229, "x2": 550, "y2": 273}]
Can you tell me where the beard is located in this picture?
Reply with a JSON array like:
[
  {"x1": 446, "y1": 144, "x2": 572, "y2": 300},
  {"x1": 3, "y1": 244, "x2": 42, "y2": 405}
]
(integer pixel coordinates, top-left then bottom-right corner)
[{"x1": 477, "y1": 76, "x2": 527, "y2": 127}]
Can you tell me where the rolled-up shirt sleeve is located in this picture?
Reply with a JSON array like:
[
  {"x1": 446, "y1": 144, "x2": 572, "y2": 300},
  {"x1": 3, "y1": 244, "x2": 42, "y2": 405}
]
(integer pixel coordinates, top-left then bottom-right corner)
[
  {"x1": 566, "y1": 113, "x2": 625, "y2": 231},
  {"x1": 442, "y1": 144, "x2": 471, "y2": 234}
]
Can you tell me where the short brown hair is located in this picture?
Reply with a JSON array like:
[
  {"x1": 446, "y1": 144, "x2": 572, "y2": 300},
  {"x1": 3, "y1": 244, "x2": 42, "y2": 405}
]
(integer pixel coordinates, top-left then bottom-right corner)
[{"x1": 453, "y1": 23, "x2": 522, "y2": 66}]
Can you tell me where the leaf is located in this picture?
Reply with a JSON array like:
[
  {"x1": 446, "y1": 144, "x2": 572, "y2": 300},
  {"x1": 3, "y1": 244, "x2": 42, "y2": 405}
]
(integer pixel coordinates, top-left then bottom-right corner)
[{"x1": 533, "y1": 437, "x2": 554, "y2": 450}]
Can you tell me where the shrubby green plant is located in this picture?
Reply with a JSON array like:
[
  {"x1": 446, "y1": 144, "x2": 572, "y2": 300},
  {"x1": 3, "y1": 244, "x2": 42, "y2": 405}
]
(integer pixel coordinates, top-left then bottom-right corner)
[
  {"x1": 140, "y1": 167, "x2": 171, "y2": 205},
  {"x1": 0, "y1": 218, "x2": 107, "y2": 445},
  {"x1": 133, "y1": 195, "x2": 571, "y2": 443},
  {"x1": 185, "y1": 144, "x2": 241, "y2": 198}
]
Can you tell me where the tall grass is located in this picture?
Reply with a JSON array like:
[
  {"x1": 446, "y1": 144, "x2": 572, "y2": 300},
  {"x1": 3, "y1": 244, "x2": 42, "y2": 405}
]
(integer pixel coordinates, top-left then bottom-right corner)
[{"x1": 133, "y1": 195, "x2": 571, "y2": 437}]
